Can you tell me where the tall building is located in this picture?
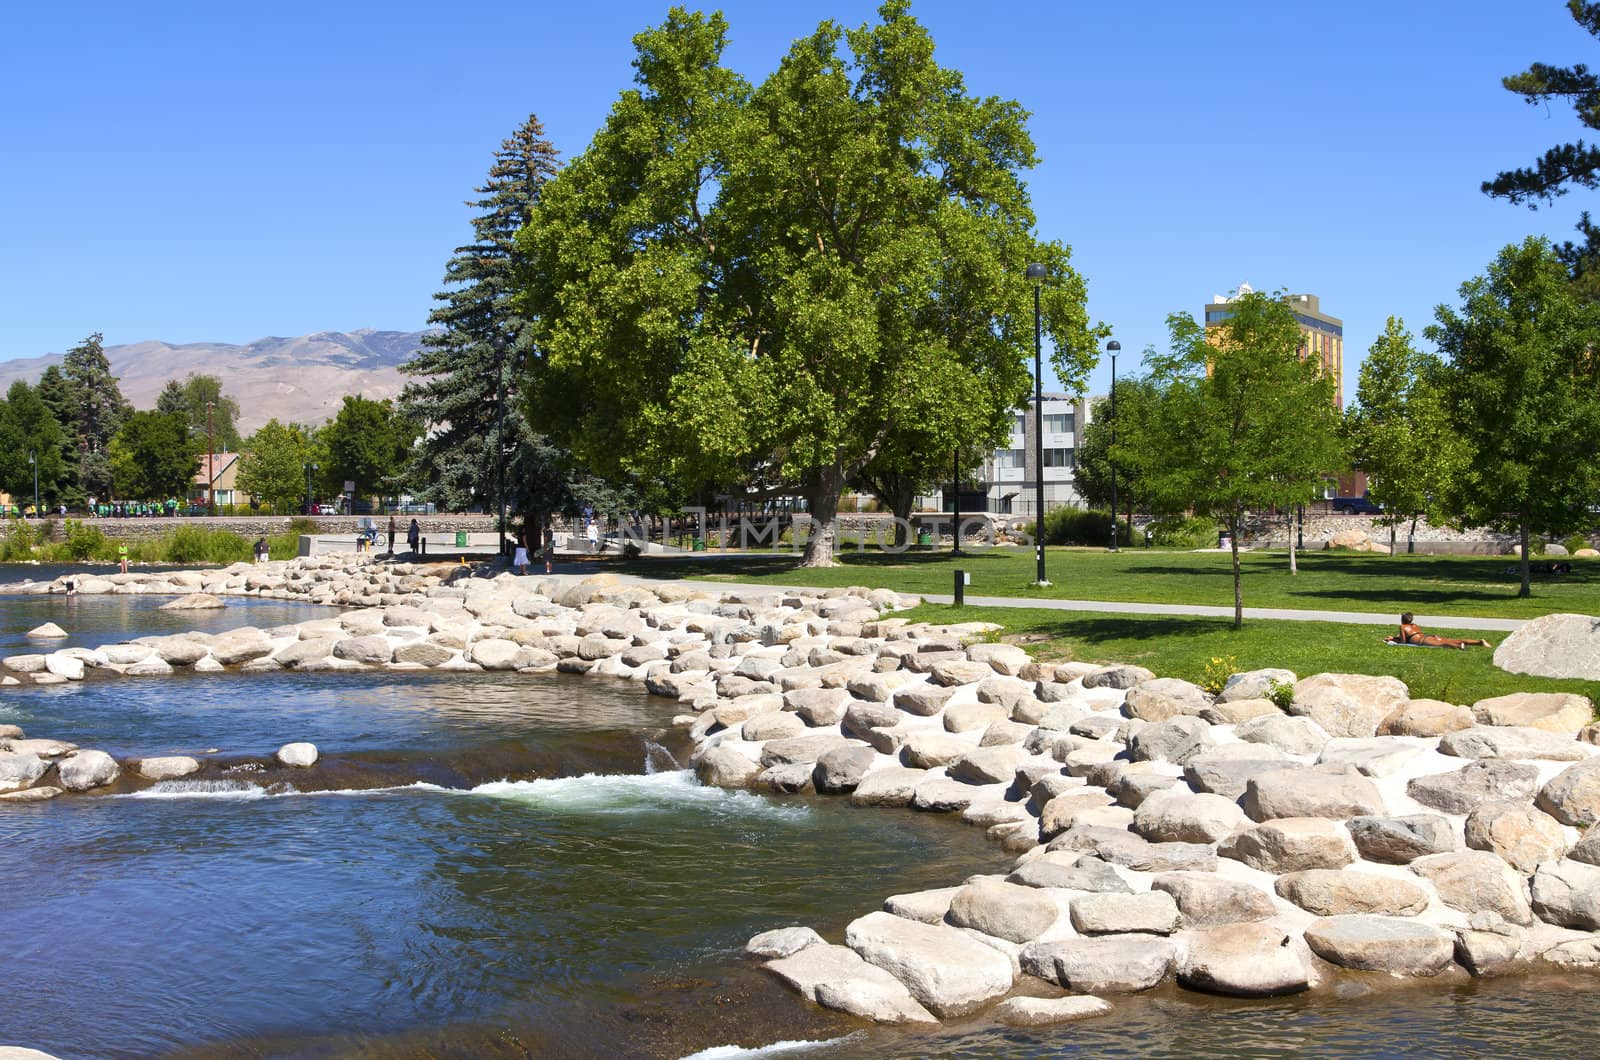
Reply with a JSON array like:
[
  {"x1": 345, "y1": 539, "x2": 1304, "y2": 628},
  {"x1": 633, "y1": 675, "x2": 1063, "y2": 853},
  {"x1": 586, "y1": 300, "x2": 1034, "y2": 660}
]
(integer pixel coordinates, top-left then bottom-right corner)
[{"x1": 1203, "y1": 285, "x2": 1344, "y2": 409}]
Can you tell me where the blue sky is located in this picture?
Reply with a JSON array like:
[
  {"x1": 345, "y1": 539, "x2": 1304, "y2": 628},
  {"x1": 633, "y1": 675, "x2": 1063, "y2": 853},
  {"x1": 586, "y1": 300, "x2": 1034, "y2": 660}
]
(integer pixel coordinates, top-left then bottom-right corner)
[{"x1": 2, "y1": 0, "x2": 1595, "y2": 405}]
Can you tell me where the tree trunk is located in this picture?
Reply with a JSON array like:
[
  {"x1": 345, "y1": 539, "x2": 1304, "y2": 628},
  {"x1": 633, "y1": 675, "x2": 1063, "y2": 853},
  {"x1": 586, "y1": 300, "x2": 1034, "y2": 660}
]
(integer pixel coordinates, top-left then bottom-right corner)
[
  {"x1": 1408, "y1": 514, "x2": 1418, "y2": 555},
  {"x1": 1518, "y1": 521, "x2": 1531, "y2": 598},
  {"x1": 1230, "y1": 509, "x2": 1243, "y2": 630},
  {"x1": 1389, "y1": 521, "x2": 1396, "y2": 556},
  {"x1": 891, "y1": 492, "x2": 913, "y2": 548},
  {"x1": 801, "y1": 464, "x2": 846, "y2": 568},
  {"x1": 1288, "y1": 507, "x2": 1297, "y2": 576}
]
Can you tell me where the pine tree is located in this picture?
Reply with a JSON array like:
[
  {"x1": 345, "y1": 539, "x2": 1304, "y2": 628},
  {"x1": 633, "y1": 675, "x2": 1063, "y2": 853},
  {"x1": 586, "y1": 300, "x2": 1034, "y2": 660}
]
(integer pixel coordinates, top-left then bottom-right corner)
[
  {"x1": 35, "y1": 366, "x2": 80, "y2": 501},
  {"x1": 61, "y1": 333, "x2": 130, "y2": 499},
  {"x1": 399, "y1": 114, "x2": 562, "y2": 521}
]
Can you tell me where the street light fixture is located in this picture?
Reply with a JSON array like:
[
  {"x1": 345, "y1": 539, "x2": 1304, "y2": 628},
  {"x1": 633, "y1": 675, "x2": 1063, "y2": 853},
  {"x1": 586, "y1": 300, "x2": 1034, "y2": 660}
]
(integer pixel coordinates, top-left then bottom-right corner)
[
  {"x1": 1026, "y1": 262, "x2": 1049, "y2": 586},
  {"x1": 1106, "y1": 340, "x2": 1120, "y2": 552},
  {"x1": 28, "y1": 450, "x2": 38, "y2": 517},
  {"x1": 304, "y1": 462, "x2": 319, "y2": 516},
  {"x1": 206, "y1": 401, "x2": 216, "y2": 517}
]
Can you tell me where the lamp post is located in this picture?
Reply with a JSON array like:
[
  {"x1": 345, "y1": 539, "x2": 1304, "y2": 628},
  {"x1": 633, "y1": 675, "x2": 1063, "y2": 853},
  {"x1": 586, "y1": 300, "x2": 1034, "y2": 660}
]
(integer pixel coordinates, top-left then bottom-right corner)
[
  {"x1": 1106, "y1": 340, "x2": 1120, "y2": 552},
  {"x1": 304, "y1": 462, "x2": 318, "y2": 515},
  {"x1": 1026, "y1": 263, "x2": 1049, "y2": 585},
  {"x1": 28, "y1": 450, "x2": 38, "y2": 516},
  {"x1": 951, "y1": 449, "x2": 962, "y2": 556},
  {"x1": 492, "y1": 329, "x2": 509, "y2": 555},
  {"x1": 206, "y1": 401, "x2": 216, "y2": 517}
]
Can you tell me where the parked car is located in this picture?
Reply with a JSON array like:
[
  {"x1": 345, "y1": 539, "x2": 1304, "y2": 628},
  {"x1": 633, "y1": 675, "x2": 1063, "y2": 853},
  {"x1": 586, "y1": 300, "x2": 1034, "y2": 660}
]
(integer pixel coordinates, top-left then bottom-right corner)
[
  {"x1": 1331, "y1": 496, "x2": 1383, "y2": 515},
  {"x1": 315, "y1": 503, "x2": 338, "y2": 516}
]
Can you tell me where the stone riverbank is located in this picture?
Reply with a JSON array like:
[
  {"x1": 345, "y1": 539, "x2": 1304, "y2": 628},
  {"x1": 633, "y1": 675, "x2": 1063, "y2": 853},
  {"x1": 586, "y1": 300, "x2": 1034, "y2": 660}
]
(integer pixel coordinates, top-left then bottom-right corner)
[{"x1": 2, "y1": 556, "x2": 1599, "y2": 1034}]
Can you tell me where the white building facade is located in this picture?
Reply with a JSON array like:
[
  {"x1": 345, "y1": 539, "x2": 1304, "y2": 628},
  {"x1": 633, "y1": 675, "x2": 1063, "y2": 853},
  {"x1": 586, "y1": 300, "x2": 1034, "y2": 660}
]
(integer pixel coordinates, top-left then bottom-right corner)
[{"x1": 923, "y1": 393, "x2": 1095, "y2": 516}]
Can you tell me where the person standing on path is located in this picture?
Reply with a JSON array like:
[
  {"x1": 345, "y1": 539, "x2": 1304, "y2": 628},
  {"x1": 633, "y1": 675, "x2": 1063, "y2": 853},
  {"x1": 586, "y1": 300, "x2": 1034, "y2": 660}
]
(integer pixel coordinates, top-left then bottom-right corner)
[
  {"x1": 407, "y1": 518, "x2": 421, "y2": 557},
  {"x1": 387, "y1": 515, "x2": 397, "y2": 556},
  {"x1": 587, "y1": 519, "x2": 599, "y2": 552},
  {"x1": 513, "y1": 527, "x2": 530, "y2": 575}
]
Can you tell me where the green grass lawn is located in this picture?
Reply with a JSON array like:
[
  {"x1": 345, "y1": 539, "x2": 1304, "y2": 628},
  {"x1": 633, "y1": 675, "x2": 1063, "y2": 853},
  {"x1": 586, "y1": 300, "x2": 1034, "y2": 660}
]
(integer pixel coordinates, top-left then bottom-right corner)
[
  {"x1": 622, "y1": 546, "x2": 1600, "y2": 621},
  {"x1": 902, "y1": 604, "x2": 1600, "y2": 709}
]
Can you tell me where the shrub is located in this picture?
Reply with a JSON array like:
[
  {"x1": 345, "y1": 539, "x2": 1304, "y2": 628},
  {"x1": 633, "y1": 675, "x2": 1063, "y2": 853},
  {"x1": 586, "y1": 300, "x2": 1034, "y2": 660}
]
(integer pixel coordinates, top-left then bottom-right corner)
[
  {"x1": 164, "y1": 526, "x2": 252, "y2": 565},
  {"x1": 1147, "y1": 516, "x2": 1219, "y2": 549},
  {"x1": 1561, "y1": 533, "x2": 1591, "y2": 555},
  {"x1": 1030, "y1": 508, "x2": 1135, "y2": 547},
  {"x1": 1200, "y1": 655, "x2": 1238, "y2": 695},
  {"x1": 1, "y1": 520, "x2": 35, "y2": 561},
  {"x1": 1266, "y1": 679, "x2": 1295, "y2": 711},
  {"x1": 62, "y1": 520, "x2": 106, "y2": 561}
]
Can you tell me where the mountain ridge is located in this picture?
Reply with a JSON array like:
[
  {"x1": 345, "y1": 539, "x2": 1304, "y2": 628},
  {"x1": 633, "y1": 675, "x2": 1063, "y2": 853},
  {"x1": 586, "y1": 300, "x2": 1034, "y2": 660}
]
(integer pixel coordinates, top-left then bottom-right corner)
[{"x1": 0, "y1": 329, "x2": 431, "y2": 433}]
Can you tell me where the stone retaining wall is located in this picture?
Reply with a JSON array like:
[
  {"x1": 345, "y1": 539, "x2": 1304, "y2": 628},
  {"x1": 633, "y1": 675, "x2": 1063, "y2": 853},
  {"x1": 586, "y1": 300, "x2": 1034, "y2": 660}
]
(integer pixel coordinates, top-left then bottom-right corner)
[{"x1": 26, "y1": 514, "x2": 498, "y2": 542}]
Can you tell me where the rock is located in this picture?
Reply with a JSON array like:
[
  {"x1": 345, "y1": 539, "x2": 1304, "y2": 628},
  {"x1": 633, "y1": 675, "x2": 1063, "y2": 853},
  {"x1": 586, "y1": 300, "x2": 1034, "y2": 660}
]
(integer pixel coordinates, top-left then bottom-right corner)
[
  {"x1": 137, "y1": 756, "x2": 201, "y2": 780},
  {"x1": 813, "y1": 744, "x2": 879, "y2": 793},
  {"x1": 1128, "y1": 716, "x2": 1215, "y2": 764},
  {"x1": 1082, "y1": 665, "x2": 1155, "y2": 690},
  {"x1": 57, "y1": 749, "x2": 119, "y2": 790},
  {"x1": 1454, "y1": 927, "x2": 1523, "y2": 977},
  {"x1": 1491, "y1": 613, "x2": 1600, "y2": 681},
  {"x1": 125, "y1": 656, "x2": 175, "y2": 677},
  {"x1": 844, "y1": 910, "x2": 1014, "y2": 1018},
  {"x1": 742, "y1": 712, "x2": 806, "y2": 742},
  {"x1": 1346, "y1": 815, "x2": 1458, "y2": 864},
  {"x1": 1289, "y1": 673, "x2": 1409, "y2": 738},
  {"x1": 947, "y1": 746, "x2": 1027, "y2": 786},
  {"x1": 1243, "y1": 767, "x2": 1385, "y2": 821},
  {"x1": 1530, "y1": 859, "x2": 1600, "y2": 930},
  {"x1": 1199, "y1": 698, "x2": 1282, "y2": 725},
  {"x1": 1464, "y1": 801, "x2": 1568, "y2": 872},
  {"x1": 979, "y1": 719, "x2": 1032, "y2": 747},
  {"x1": 946, "y1": 879, "x2": 1061, "y2": 943},
  {"x1": 1379, "y1": 699, "x2": 1477, "y2": 737},
  {"x1": 1070, "y1": 891, "x2": 1181, "y2": 936},
  {"x1": 1569, "y1": 824, "x2": 1600, "y2": 866},
  {"x1": 1123, "y1": 678, "x2": 1211, "y2": 722},
  {"x1": 1134, "y1": 788, "x2": 1246, "y2": 844},
  {"x1": 1182, "y1": 747, "x2": 1293, "y2": 800},
  {"x1": 695, "y1": 745, "x2": 761, "y2": 788},
  {"x1": 0, "y1": 725, "x2": 21, "y2": 740},
  {"x1": 1009, "y1": 853, "x2": 1132, "y2": 893},
  {"x1": 1438, "y1": 726, "x2": 1590, "y2": 761},
  {"x1": 1302, "y1": 916, "x2": 1454, "y2": 975},
  {"x1": 1407, "y1": 760, "x2": 1542, "y2": 814},
  {"x1": 841, "y1": 701, "x2": 902, "y2": 740},
  {"x1": 43, "y1": 653, "x2": 84, "y2": 681},
  {"x1": 761, "y1": 734, "x2": 850, "y2": 768},
  {"x1": 1219, "y1": 668, "x2": 1297, "y2": 702},
  {"x1": 1, "y1": 653, "x2": 46, "y2": 673},
  {"x1": 966, "y1": 642, "x2": 1031, "y2": 676},
  {"x1": 846, "y1": 672, "x2": 911, "y2": 702},
  {"x1": 1316, "y1": 737, "x2": 1424, "y2": 778},
  {"x1": 333, "y1": 635, "x2": 395, "y2": 665},
  {"x1": 746, "y1": 926, "x2": 824, "y2": 959},
  {"x1": 849, "y1": 767, "x2": 925, "y2": 807},
  {"x1": 755, "y1": 762, "x2": 815, "y2": 794},
  {"x1": 1039, "y1": 935, "x2": 1175, "y2": 992},
  {"x1": 388, "y1": 640, "x2": 452, "y2": 667},
  {"x1": 944, "y1": 699, "x2": 1009, "y2": 733},
  {"x1": 25, "y1": 622, "x2": 68, "y2": 638},
  {"x1": 892, "y1": 685, "x2": 956, "y2": 717},
  {"x1": 1178, "y1": 923, "x2": 1311, "y2": 997},
  {"x1": 929, "y1": 660, "x2": 993, "y2": 687},
  {"x1": 209, "y1": 632, "x2": 275, "y2": 665},
  {"x1": 274, "y1": 638, "x2": 336, "y2": 669},
  {"x1": 1059, "y1": 827, "x2": 1218, "y2": 872},
  {"x1": 786, "y1": 687, "x2": 853, "y2": 726},
  {"x1": 1040, "y1": 791, "x2": 1117, "y2": 838},
  {"x1": 1234, "y1": 714, "x2": 1331, "y2": 756},
  {"x1": 1111, "y1": 772, "x2": 1180, "y2": 808},
  {"x1": 1535, "y1": 759, "x2": 1600, "y2": 827},
  {"x1": 1221, "y1": 818, "x2": 1355, "y2": 873},
  {"x1": 1275, "y1": 869, "x2": 1429, "y2": 917},
  {"x1": 911, "y1": 777, "x2": 980, "y2": 812},
  {"x1": 0, "y1": 752, "x2": 48, "y2": 792},
  {"x1": 1541, "y1": 937, "x2": 1600, "y2": 968},
  {"x1": 159, "y1": 592, "x2": 226, "y2": 610},
  {"x1": 275, "y1": 742, "x2": 318, "y2": 768},
  {"x1": 1472, "y1": 691, "x2": 1594, "y2": 734},
  {"x1": 899, "y1": 731, "x2": 973, "y2": 769},
  {"x1": 991, "y1": 995, "x2": 1113, "y2": 1026},
  {"x1": 0, "y1": 785, "x2": 62, "y2": 802},
  {"x1": 765, "y1": 943, "x2": 935, "y2": 1025},
  {"x1": 1410, "y1": 851, "x2": 1533, "y2": 925},
  {"x1": 1150, "y1": 873, "x2": 1277, "y2": 926},
  {"x1": 883, "y1": 886, "x2": 960, "y2": 924}
]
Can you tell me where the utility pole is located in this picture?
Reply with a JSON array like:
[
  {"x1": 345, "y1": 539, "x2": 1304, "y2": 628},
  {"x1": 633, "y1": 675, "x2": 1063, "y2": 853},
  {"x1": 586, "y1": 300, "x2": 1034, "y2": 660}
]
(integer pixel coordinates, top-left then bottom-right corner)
[
  {"x1": 493, "y1": 331, "x2": 509, "y2": 556},
  {"x1": 206, "y1": 401, "x2": 216, "y2": 516}
]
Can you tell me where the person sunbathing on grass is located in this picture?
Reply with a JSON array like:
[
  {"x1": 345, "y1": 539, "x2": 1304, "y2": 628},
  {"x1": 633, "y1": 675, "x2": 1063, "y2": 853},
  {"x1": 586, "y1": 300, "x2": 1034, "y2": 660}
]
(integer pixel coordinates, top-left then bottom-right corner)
[{"x1": 1383, "y1": 612, "x2": 1492, "y2": 650}]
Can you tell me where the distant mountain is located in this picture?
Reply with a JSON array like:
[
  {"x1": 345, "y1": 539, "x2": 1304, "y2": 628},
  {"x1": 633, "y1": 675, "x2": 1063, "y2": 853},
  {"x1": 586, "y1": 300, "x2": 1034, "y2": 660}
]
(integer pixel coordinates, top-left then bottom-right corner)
[{"x1": 0, "y1": 329, "x2": 430, "y2": 433}]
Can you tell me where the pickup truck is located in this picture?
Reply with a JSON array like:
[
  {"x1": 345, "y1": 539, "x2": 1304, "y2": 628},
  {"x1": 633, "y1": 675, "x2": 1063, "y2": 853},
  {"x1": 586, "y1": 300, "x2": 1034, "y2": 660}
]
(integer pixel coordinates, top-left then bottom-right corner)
[{"x1": 1331, "y1": 496, "x2": 1383, "y2": 515}]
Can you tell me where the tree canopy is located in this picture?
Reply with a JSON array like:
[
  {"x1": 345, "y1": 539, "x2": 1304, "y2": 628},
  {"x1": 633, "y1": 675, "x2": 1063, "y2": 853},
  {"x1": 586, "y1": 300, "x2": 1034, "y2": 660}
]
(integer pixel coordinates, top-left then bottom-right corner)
[
  {"x1": 518, "y1": 2, "x2": 1098, "y2": 565},
  {"x1": 238, "y1": 419, "x2": 317, "y2": 513},
  {"x1": 1425, "y1": 236, "x2": 1600, "y2": 595},
  {"x1": 108, "y1": 410, "x2": 198, "y2": 500},
  {"x1": 321, "y1": 395, "x2": 417, "y2": 502},
  {"x1": 0, "y1": 381, "x2": 69, "y2": 507},
  {"x1": 1137, "y1": 290, "x2": 1346, "y2": 627}
]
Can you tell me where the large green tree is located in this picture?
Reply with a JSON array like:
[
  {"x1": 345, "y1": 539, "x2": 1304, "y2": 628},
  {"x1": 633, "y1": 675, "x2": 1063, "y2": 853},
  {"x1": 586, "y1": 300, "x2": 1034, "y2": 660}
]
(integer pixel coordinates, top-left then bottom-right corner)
[
  {"x1": 1425, "y1": 237, "x2": 1600, "y2": 596},
  {"x1": 321, "y1": 395, "x2": 417, "y2": 503},
  {"x1": 0, "y1": 381, "x2": 69, "y2": 507},
  {"x1": 179, "y1": 374, "x2": 241, "y2": 452},
  {"x1": 1344, "y1": 317, "x2": 1463, "y2": 554},
  {"x1": 518, "y1": 3, "x2": 1097, "y2": 566},
  {"x1": 60, "y1": 332, "x2": 131, "y2": 501},
  {"x1": 1138, "y1": 290, "x2": 1346, "y2": 627},
  {"x1": 237, "y1": 419, "x2": 316, "y2": 513},
  {"x1": 1073, "y1": 376, "x2": 1162, "y2": 530},
  {"x1": 108, "y1": 410, "x2": 198, "y2": 500},
  {"x1": 399, "y1": 114, "x2": 562, "y2": 522}
]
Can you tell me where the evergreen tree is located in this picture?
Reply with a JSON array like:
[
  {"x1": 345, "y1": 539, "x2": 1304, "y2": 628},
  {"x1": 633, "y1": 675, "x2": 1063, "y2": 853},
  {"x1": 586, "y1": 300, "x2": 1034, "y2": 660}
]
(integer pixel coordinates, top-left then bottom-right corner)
[
  {"x1": 35, "y1": 365, "x2": 80, "y2": 501},
  {"x1": 108, "y1": 410, "x2": 198, "y2": 500},
  {"x1": 0, "y1": 381, "x2": 69, "y2": 507},
  {"x1": 156, "y1": 380, "x2": 189, "y2": 419},
  {"x1": 61, "y1": 332, "x2": 130, "y2": 499},
  {"x1": 399, "y1": 114, "x2": 561, "y2": 519}
]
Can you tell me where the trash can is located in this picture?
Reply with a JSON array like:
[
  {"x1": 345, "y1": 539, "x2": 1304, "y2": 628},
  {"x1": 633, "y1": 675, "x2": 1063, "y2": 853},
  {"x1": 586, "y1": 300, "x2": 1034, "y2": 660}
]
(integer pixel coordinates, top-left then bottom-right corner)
[
  {"x1": 455, "y1": 530, "x2": 469, "y2": 548},
  {"x1": 916, "y1": 531, "x2": 933, "y2": 546},
  {"x1": 692, "y1": 538, "x2": 706, "y2": 552}
]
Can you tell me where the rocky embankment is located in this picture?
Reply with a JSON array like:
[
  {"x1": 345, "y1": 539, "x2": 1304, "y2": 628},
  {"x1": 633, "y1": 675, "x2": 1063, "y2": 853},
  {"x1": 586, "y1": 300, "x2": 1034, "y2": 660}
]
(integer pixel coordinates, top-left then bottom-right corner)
[{"x1": 2, "y1": 557, "x2": 1599, "y2": 1033}]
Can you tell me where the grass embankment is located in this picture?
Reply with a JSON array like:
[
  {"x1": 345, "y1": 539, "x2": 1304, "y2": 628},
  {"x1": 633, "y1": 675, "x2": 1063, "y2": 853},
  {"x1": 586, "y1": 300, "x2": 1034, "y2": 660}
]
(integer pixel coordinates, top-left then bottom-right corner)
[
  {"x1": 1, "y1": 518, "x2": 315, "y2": 565},
  {"x1": 624, "y1": 547, "x2": 1600, "y2": 621},
  {"x1": 904, "y1": 603, "x2": 1600, "y2": 708}
]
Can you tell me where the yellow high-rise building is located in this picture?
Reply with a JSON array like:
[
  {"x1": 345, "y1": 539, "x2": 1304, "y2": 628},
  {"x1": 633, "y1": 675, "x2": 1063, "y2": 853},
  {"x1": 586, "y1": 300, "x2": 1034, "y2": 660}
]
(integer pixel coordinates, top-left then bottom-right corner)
[{"x1": 1203, "y1": 286, "x2": 1344, "y2": 409}]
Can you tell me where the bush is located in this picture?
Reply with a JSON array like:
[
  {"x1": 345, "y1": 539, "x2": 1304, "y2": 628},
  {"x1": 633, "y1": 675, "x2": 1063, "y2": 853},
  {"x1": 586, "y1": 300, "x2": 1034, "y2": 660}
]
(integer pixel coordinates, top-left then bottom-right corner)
[
  {"x1": 1030, "y1": 508, "x2": 1134, "y2": 547},
  {"x1": 164, "y1": 526, "x2": 252, "y2": 565},
  {"x1": 1200, "y1": 655, "x2": 1238, "y2": 695},
  {"x1": 1147, "y1": 516, "x2": 1219, "y2": 549},
  {"x1": 1561, "y1": 533, "x2": 1591, "y2": 555},
  {"x1": 63, "y1": 520, "x2": 106, "y2": 561},
  {"x1": 1266, "y1": 679, "x2": 1295, "y2": 711},
  {"x1": 1, "y1": 520, "x2": 35, "y2": 561}
]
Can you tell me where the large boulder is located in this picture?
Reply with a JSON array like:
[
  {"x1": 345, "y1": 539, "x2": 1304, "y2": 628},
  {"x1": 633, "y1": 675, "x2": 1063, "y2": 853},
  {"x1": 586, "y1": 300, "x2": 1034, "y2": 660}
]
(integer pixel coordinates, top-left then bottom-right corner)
[
  {"x1": 844, "y1": 910, "x2": 1014, "y2": 1018},
  {"x1": 764, "y1": 943, "x2": 935, "y2": 1025},
  {"x1": 1463, "y1": 802, "x2": 1568, "y2": 872},
  {"x1": 1410, "y1": 851, "x2": 1533, "y2": 924},
  {"x1": 1134, "y1": 788, "x2": 1246, "y2": 844},
  {"x1": 1182, "y1": 746, "x2": 1294, "y2": 800},
  {"x1": 1535, "y1": 759, "x2": 1600, "y2": 827},
  {"x1": 1123, "y1": 678, "x2": 1211, "y2": 722},
  {"x1": 1275, "y1": 869, "x2": 1429, "y2": 917},
  {"x1": 991, "y1": 996, "x2": 1113, "y2": 1026},
  {"x1": 1128, "y1": 716, "x2": 1215, "y2": 764},
  {"x1": 849, "y1": 767, "x2": 925, "y2": 807},
  {"x1": 137, "y1": 756, "x2": 202, "y2": 780},
  {"x1": 1069, "y1": 891, "x2": 1181, "y2": 936},
  {"x1": 1438, "y1": 726, "x2": 1590, "y2": 762},
  {"x1": 1177, "y1": 923, "x2": 1311, "y2": 997},
  {"x1": 1530, "y1": 859, "x2": 1600, "y2": 930},
  {"x1": 25, "y1": 622, "x2": 68, "y2": 639},
  {"x1": 1150, "y1": 873, "x2": 1276, "y2": 926},
  {"x1": 695, "y1": 745, "x2": 761, "y2": 788},
  {"x1": 1243, "y1": 768, "x2": 1385, "y2": 821},
  {"x1": 746, "y1": 926, "x2": 824, "y2": 959},
  {"x1": 1379, "y1": 699, "x2": 1477, "y2": 737},
  {"x1": 1346, "y1": 815, "x2": 1458, "y2": 864},
  {"x1": 275, "y1": 742, "x2": 318, "y2": 768},
  {"x1": 947, "y1": 746, "x2": 1028, "y2": 786},
  {"x1": 1009, "y1": 853, "x2": 1132, "y2": 893},
  {"x1": 1471, "y1": 691, "x2": 1594, "y2": 734},
  {"x1": 945, "y1": 879, "x2": 1062, "y2": 943},
  {"x1": 1316, "y1": 738, "x2": 1424, "y2": 778},
  {"x1": 1219, "y1": 668, "x2": 1297, "y2": 703},
  {"x1": 892, "y1": 685, "x2": 956, "y2": 717},
  {"x1": 944, "y1": 699, "x2": 1009, "y2": 733},
  {"x1": 1234, "y1": 714, "x2": 1331, "y2": 756},
  {"x1": 1302, "y1": 916, "x2": 1454, "y2": 975},
  {"x1": 813, "y1": 744, "x2": 879, "y2": 794},
  {"x1": 1221, "y1": 818, "x2": 1356, "y2": 873},
  {"x1": 159, "y1": 592, "x2": 226, "y2": 610},
  {"x1": 1407, "y1": 760, "x2": 1541, "y2": 814},
  {"x1": 57, "y1": 749, "x2": 119, "y2": 791},
  {"x1": 0, "y1": 752, "x2": 48, "y2": 792},
  {"x1": 332, "y1": 635, "x2": 395, "y2": 665},
  {"x1": 1034, "y1": 934, "x2": 1174, "y2": 993},
  {"x1": 899, "y1": 731, "x2": 973, "y2": 769},
  {"x1": 1289, "y1": 673, "x2": 1409, "y2": 739},
  {"x1": 1491, "y1": 613, "x2": 1600, "y2": 681}
]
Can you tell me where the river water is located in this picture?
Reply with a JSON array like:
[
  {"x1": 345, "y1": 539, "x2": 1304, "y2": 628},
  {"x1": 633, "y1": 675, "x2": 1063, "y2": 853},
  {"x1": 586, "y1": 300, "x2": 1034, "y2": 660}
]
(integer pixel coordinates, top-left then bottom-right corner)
[{"x1": 2, "y1": 568, "x2": 1598, "y2": 1058}]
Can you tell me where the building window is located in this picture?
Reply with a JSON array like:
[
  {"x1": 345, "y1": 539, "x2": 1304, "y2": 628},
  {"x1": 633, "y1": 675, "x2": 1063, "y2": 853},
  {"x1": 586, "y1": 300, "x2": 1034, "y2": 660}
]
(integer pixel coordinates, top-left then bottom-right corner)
[
  {"x1": 1043, "y1": 412, "x2": 1074, "y2": 434},
  {"x1": 995, "y1": 448, "x2": 1025, "y2": 469},
  {"x1": 1043, "y1": 448, "x2": 1074, "y2": 468},
  {"x1": 1012, "y1": 414, "x2": 1026, "y2": 436}
]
